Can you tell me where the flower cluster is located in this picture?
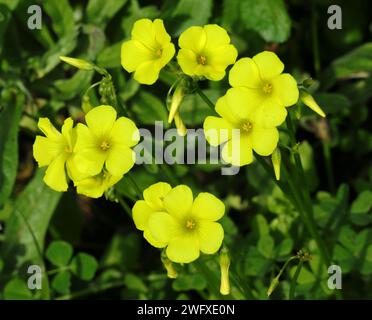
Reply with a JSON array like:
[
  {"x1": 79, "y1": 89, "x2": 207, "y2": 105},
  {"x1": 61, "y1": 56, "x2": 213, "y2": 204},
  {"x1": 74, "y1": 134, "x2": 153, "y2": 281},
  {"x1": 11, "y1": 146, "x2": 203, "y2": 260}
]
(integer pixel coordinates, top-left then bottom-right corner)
[
  {"x1": 204, "y1": 51, "x2": 299, "y2": 166},
  {"x1": 121, "y1": 19, "x2": 237, "y2": 84},
  {"x1": 33, "y1": 105, "x2": 140, "y2": 198},
  {"x1": 132, "y1": 182, "x2": 225, "y2": 263}
]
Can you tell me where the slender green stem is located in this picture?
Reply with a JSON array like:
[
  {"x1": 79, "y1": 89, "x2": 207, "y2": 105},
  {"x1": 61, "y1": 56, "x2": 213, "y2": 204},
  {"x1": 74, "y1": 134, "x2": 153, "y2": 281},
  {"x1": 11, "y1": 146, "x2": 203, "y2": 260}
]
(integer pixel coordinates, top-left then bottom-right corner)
[
  {"x1": 126, "y1": 173, "x2": 143, "y2": 199},
  {"x1": 118, "y1": 196, "x2": 132, "y2": 217},
  {"x1": 194, "y1": 82, "x2": 216, "y2": 112},
  {"x1": 289, "y1": 260, "x2": 303, "y2": 299},
  {"x1": 322, "y1": 142, "x2": 335, "y2": 193},
  {"x1": 47, "y1": 266, "x2": 71, "y2": 276}
]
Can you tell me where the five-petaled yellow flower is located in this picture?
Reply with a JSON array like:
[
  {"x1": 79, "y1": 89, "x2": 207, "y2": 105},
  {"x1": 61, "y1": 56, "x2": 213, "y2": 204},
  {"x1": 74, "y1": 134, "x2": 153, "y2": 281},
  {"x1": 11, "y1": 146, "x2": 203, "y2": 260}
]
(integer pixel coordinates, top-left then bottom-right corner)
[
  {"x1": 121, "y1": 18, "x2": 175, "y2": 85},
  {"x1": 147, "y1": 185, "x2": 225, "y2": 263},
  {"x1": 132, "y1": 182, "x2": 172, "y2": 247},
  {"x1": 74, "y1": 105, "x2": 140, "y2": 179},
  {"x1": 229, "y1": 51, "x2": 299, "y2": 127},
  {"x1": 177, "y1": 24, "x2": 237, "y2": 81},
  {"x1": 33, "y1": 117, "x2": 79, "y2": 192},
  {"x1": 203, "y1": 88, "x2": 279, "y2": 166}
]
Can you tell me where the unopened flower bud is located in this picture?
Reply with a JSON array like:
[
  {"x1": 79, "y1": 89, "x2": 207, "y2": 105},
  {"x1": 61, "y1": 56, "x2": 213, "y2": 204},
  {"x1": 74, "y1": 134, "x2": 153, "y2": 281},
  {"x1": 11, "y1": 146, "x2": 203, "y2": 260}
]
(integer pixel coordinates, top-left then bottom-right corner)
[
  {"x1": 174, "y1": 113, "x2": 187, "y2": 137},
  {"x1": 300, "y1": 90, "x2": 326, "y2": 118},
  {"x1": 59, "y1": 56, "x2": 94, "y2": 70},
  {"x1": 219, "y1": 247, "x2": 230, "y2": 296},
  {"x1": 271, "y1": 148, "x2": 281, "y2": 181},
  {"x1": 81, "y1": 95, "x2": 93, "y2": 113},
  {"x1": 161, "y1": 255, "x2": 177, "y2": 279},
  {"x1": 168, "y1": 85, "x2": 185, "y2": 124},
  {"x1": 267, "y1": 276, "x2": 280, "y2": 297}
]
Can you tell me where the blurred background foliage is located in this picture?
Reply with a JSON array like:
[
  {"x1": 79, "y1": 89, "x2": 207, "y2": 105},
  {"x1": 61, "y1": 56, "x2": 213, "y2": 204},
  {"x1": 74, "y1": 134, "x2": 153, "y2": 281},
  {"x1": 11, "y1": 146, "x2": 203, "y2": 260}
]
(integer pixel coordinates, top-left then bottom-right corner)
[{"x1": 0, "y1": 0, "x2": 372, "y2": 299}]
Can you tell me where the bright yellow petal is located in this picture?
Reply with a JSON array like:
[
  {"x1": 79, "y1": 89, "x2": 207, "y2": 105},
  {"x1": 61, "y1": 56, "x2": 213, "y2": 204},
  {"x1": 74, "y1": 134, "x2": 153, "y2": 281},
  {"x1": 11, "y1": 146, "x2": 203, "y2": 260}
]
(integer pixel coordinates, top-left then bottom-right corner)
[
  {"x1": 179, "y1": 26, "x2": 206, "y2": 52},
  {"x1": 43, "y1": 154, "x2": 68, "y2": 192},
  {"x1": 207, "y1": 44, "x2": 237, "y2": 70},
  {"x1": 110, "y1": 117, "x2": 140, "y2": 148},
  {"x1": 105, "y1": 145, "x2": 135, "y2": 176},
  {"x1": 159, "y1": 43, "x2": 175, "y2": 67},
  {"x1": 229, "y1": 57, "x2": 261, "y2": 88},
  {"x1": 61, "y1": 117, "x2": 74, "y2": 149},
  {"x1": 133, "y1": 61, "x2": 160, "y2": 85},
  {"x1": 251, "y1": 126, "x2": 279, "y2": 156},
  {"x1": 177, "y1": 48, "x2": 198, "y2": 76},
  {"x1": 33, "y1": 136, "x2": 63, "y2": 166},
  {"x1": 203, "y1": 116, "x2": 233, "y2": 147},
  {"x1": 222, "y1": 133, "x2": 253, "y2": 166},
  {"x1": 191, "y1": 192, "x2": 225, "y2": 221},
  {"x1": 166, "y1": 234, "x2": 200, "y2": 263},
  {"x1": 272, "y1": 73, "x2": 299, "y2": 107},
  {"x1": 38, "y1": 118, "x2": 62, "y2": 141},
  {"x1": 202, "y1": 66, "x2": 226, "y2": 81},
  {"x1": 121, "y1": 40, "x2": 153, "y2": 72},
  {"x1": 153, "y1": 19, "x2": 171, "y2": 45},
  {"x1": 85, "y1": 105, "x2": 117, "y2": 138},
  {"x1": 198, "y1": 221, "x2": 224, "y2": 254},
  {"x1": 143, "y1": 182, "x2": 172, "y2": 211},
  {"x1": 253, "y1": 98, "x2": 287, "y2": 128},
  {"x1": 132, "y1": 200, "x2": 153, "y2": 231},
  {"x1": 163, "y1": 185, "x2": 193, "y2": 220},
  {"x1": 144, "y1": 228, "x2": 167, "y2": 248},
  {"x1": 75, "y1": 175, "x2": 104, "y2": 198},
  {"x1": 148, "y1": 212, "x2": 179, "y2": 244},
  {"x1": 131, "y1": 18, "x2": 157, "y2": 49},
  {"x1": 253, "y1": 51, "x2": 284, "y2": 80},
  {"x1": 204, "y1": 24, "x2": 231, "y2": 50}
]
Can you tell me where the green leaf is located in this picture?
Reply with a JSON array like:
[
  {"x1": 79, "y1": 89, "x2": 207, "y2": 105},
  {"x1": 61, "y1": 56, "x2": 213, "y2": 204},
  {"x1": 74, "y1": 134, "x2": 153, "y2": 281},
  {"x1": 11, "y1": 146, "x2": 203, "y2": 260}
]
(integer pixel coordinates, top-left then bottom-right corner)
[
  {"x1": 96, "y1": 42, "x2": 122, "y2": 68},
  {"x1": 132, "y1": 92, "x2": 169, "y2": 126},
  {"x1": 87, "y1": 0, "x2": 128, "y2": 26},
  {"x1": 124, "y1": 273, "x2": 148, "y2": 293},
  {"x1": 46, "y1": 240, "x2": 73, "y2": 267},
  {"x1": 240, "y1": 0, "x2": 291, "y2": 43},
  {"x1": 51, "y1": 271, "x2": 71, "y2": 295},
  {"x1": 2, "y1": 169, "x2": 62, "y2": 271},
  {"x1": 54, "y1": 70, "x2": 94, "y2": 100},
  {"x1": 173, "y1": 273, "x2": 207, "y2": 291},
  {"x1": 258, "y1": 234, "x2": 274, "y2": 258},
  {"x1": 3, "y1": 278, "x2": 32, "y2": 300},
  {"x1": 71, "y1": 253, "x2": 98, "y2": 281},
  {"x1": 43, "y1": 0, "x2": 75, "y2": 37},
  {"x1": 275, "y1": 238, "x2": 294, "y2": 257},
  {"x1": 0, "y1": 4, "x2": 11, "y2": 54},
  {"x1": 350, "y1": 190, "x2": 372, "y2": 226},
  {"x1": 0, "y1": 90, "x2": 24, "y2": 207}
]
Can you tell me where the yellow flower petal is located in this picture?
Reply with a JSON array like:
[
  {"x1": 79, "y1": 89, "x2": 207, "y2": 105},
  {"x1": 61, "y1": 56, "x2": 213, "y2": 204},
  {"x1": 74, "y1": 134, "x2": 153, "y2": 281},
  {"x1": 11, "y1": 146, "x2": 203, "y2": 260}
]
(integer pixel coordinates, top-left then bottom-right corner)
[
  {"x1": 121, "y1": 40, "x2": 153, "y2": 73},
  {"x1": 253, "y1": 51, "x2": 284, "y2": 80},
  {"x1": 85, "y1": 105, "x2": 117, "y2": 138},
  {"x1": 159, "y1": 43, "x2": 175, "y2": 67},
  {"x1": 178, "y1": 26, "x2": 206, "y2": 52},
  {"x1": 222, "y1": 133, "x2": 253, "y2": 166},
  {"x1": 272, "y1": 73, "x2": 299, "y2": 107},
  {"x1": 109, "y1": 116, "x2": 140, "y2": 148},
  {"x1": 143, "y1": 182, "x2": 172, "y2": 211},
  {"x1": 229, "y1": 57, "x2": 261, "y2": 88},
  {"x1": 198, "y1": 221, "x2": 224, "y2": 254},
  {"x1": 44, "y1": 154, "x2": 68, "y2": 192},
  {"x1": 105, "y1": 145, "x2": 135, "y2": 176},
  {"x1": 148, "y1": 212, "x2": 179, "y2": 244},
  {"x1": 144, "y1": 228, "x2": 167, "y2": 248},
  {"x1": 33, "y1": 136, "x2": 63, "y2": 167},
  {"x1": 133, "y1": 61, "x2": 161, "y2": 85},
  {"x1": 251, "y1": 126, "x2": 279, "y2": 156},
  {"x1": 131, "y1": 18, "x2": 157, "y2": 49},
  {"x1": 153, "y1": 19, "x2": 171, "y2": 45},
  {"x1": 191, "y1": 192, "x2": 225, "y2": 221},
  {"x1": 75, "y1": 172, "x2": 122, "y2": 198},
  {"x1": 38, "y1": 118, "x2": 62, "y2": 141},
  {"x1": 176, "y1": 48, "x2": 198, "y2": 76},
  {"x1": 163, "y1": 185, "x2": 193, "y2": 220},
  {"x1": 166, "y1": 235, "x2": 200, "y2": 263},
  {"x1": 61, "y1": 117, "x2": 74, "y2": 149},
  {"x1": 253, "y1": 98, "x2": 287, "y2": 128},
  {"x1": 207, "y1": 45, "x2": 237, "y2": 70},
  {"x1": 132, "y1": 200, "x2": 153, "y2": 231},
  {"x1": 203, "y1": 116, "x2": 233, "y2": 147},
  {"x1": 204, "y1": 24, "x2": 231, "y2": 50}
]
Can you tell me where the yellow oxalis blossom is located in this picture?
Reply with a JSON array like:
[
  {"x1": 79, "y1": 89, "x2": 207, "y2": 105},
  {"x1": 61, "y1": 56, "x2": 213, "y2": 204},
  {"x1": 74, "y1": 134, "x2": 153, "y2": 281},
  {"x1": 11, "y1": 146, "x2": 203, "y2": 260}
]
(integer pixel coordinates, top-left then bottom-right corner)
[
  {"x1": 147, "y1": 185, "x2": 225, "y2": 263},
  {"x1": 74, "y1": 170, "x2": 122, "y2": 198},
  {"x1": 74, "y1": 105, "x2": 140, "y2": 179},
  {"x1": 33, "y1": 117, "x2": 80, "y2": 192},
  {"x1": 177, "y1": 24, "x2": 238, "y2": 81},
  {"x1": 132, "y1": 182, "x2": 172, "y2": 248},
  {"x1": 121, "y1": 18, "x2": 175, "y2": 85},
  {"x1": 203, "y1": 88, "x2": 279, "y2": 166},
  {"x1": 229, "y1": 51, "x2": 299, "y2": 127}
]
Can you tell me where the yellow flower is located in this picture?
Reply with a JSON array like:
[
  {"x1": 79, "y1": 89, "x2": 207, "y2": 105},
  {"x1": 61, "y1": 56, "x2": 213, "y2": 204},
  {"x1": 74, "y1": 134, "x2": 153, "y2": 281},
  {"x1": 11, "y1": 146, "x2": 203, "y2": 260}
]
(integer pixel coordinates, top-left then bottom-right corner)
[
  {"x1": 229, "y1": 51, "x2": 299, "y2": 127},
  {"x1": 132, "y1": 182, "x2": 172, "y2": 248},
  {"x1": 74, "y1": 170, "x2": 122, "y2": 198},
  {"x1": 177, "y1": 24, "x2": 237, "y2": 81},
  {"x1": 74, "y1": 105, "x2": 140, "y2": 179},
  {"x1": 203, "y1": 88, "x2": 279, "y2": 166},
  {"x1": 121, "y1": 18, "x2": 175, "y2": 85},
  {"x1": 147, "y1": 185, "x2": 225, "y2": 263},
  {"x1": 33, "y1": 117, "x2": 79, "y2": 192}
]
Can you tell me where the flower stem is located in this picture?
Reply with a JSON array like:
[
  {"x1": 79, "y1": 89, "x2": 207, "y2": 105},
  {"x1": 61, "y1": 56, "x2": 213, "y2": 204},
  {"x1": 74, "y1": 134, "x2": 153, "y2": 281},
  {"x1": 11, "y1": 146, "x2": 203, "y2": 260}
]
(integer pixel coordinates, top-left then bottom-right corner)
[
  {"x1": 126, "y1": 173, "x2": 143, "y2": 199},
  {"x1": 194, "y1": 82, "x2": 216, "y2": 112},
  {"x1": 289, "y1": 259, "x2": 303, "y2": 299},
  {"x1": 118, "y1": 196, "x2": 132, "y2": 217}
]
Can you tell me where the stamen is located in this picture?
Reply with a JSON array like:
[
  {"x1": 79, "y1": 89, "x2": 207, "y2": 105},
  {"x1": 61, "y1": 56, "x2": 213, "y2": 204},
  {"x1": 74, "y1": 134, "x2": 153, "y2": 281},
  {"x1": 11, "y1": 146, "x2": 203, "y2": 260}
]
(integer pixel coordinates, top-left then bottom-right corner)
[
  {"x1": 262, "y1": 83, "x2": 273, "y2": 94},
  {"x1": 100, "y1": 140, "x2": 110, "y2": 151},
  {"x1": 197, "y1": 55, "x2": 207, "y2": 65},
  {"x1": 241, "y1": 121, "x2": 253, "y2": 133},
  {"x1": 185, "y1": 219, "x2": 196, "y2": 230}
]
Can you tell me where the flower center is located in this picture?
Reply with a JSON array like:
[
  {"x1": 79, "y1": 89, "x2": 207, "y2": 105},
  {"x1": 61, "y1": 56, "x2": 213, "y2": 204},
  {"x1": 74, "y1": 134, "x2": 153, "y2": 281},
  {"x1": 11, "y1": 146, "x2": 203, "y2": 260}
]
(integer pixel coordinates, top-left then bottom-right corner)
[
  {"x1": 241, "y1": 121, "x2": 253, "y2": 133},
  {"x1": 197, "y1": 55, "x2": 207, "y2": 65},
  {"x1": 100, "y1": 140, "x2": 110, "y2": 151},
  {"x1": 262, "y1": 82, "x2": 273, "y2": 94},
  {"x1": 155, "y1": 48, "x2": 163, "y2": 58},
  {"x1": 185, "y1": 219, "x2": 196, "y2": 230},
  {"x1": 64, "y1": 146, "x2": 73, "y2": 154}
]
